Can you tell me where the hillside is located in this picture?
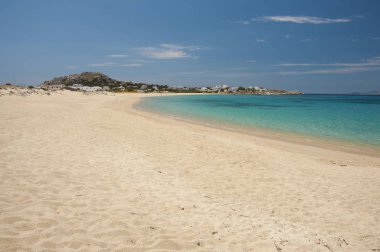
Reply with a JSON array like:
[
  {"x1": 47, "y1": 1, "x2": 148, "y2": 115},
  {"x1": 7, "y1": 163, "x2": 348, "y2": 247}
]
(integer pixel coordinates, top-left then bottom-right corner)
[
  {"x1": 40, "y1": 72, "x2": 122, "y2": 88},
  {"x1": 38, "y1": 72, "x2": 302, "y2": 94}
]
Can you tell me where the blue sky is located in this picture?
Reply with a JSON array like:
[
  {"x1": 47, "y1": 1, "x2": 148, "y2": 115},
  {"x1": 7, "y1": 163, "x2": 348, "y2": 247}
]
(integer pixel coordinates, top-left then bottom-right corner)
[{"x1": 1, "y1": 0, "x2": 380, "y2": 93}]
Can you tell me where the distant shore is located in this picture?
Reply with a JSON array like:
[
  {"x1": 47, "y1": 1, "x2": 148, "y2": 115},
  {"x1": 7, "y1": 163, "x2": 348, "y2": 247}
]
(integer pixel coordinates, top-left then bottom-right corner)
[{"x1": 1, "y1": 91, "x2": 379, "y2": 251}]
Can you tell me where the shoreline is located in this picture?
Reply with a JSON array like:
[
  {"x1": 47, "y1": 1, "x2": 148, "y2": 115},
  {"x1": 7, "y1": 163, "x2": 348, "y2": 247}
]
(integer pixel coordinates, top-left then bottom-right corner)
[
  {"x1": 1, "y1": 91, "x2": 379, "y2": 251},
  {"x1": 134, "y1": 94, "x2": 380, "y2": 158}
]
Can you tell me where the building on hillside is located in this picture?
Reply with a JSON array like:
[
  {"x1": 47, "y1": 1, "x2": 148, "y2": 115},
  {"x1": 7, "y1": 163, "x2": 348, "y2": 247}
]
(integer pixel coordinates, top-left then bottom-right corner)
[
  {"x1": 71, "y1": 84, "x2": 83, "y2": 89},
  {"x1": 45, "y1": 84, "x2": 64, "y2": 90},
  {"x1": 228, "y1": 86, "x2": 239, "y2": 92},
  {"x1": 140, "y1": 85, "x2": 147, "y2": 90},
  {"x1": 212, "y1": 85, "x2": 222, "y2": 92}
]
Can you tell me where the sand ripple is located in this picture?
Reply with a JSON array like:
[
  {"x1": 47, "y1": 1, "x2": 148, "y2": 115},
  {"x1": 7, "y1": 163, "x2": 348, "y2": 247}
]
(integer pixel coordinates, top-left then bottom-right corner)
[{"x1": 1, "y1": 93, "x2": 379, "y2": 251}]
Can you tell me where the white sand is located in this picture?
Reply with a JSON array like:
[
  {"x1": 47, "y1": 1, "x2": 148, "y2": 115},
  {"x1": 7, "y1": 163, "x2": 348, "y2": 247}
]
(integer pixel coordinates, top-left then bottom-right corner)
[{"x1": 0, "y1": 91, "x2": 379, "y2": 251}]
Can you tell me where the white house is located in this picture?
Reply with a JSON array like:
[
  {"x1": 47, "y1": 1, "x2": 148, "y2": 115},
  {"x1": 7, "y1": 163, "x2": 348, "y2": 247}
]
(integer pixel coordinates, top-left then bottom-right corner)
[
  {"x1": 71, "y1": 84, "x2": 83, "y2": 89},
  {"x1": 228, "y1": 86, "x2": 239, "y2": 92},
  {"x1": 212, "y1": 85, "x2": 222, "y2": 91}
]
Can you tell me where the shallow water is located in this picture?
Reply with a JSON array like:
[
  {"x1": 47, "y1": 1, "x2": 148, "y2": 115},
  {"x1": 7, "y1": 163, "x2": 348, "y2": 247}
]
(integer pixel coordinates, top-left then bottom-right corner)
[{"x1": 138, "y1": 94, "x2": 380, "y2": 146}]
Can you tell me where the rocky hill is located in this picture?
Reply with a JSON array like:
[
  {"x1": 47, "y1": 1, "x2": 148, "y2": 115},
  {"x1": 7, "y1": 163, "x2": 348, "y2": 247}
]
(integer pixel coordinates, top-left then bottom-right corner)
[
  {"x1": 40, "y1": 72, "x2": 122, "y2": 88},
  {"x1": 37, "y1": 72, "x2": 303, "y2": 94}
]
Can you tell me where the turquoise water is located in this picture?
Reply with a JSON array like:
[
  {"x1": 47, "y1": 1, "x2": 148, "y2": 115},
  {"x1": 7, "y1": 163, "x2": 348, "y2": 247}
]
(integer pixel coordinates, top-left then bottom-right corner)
[{"x1": 138, "y1": 94, "x2": 380, "y2": 146}]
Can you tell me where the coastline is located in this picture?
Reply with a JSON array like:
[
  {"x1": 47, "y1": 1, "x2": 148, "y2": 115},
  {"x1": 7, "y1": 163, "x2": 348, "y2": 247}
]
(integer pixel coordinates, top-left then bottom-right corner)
[
  {"x1": 1, "y1": 91, "x2": 379, "y2": 251},
  {"x1": 134, "y1": 94, "x2": 380, "y2": 157}
]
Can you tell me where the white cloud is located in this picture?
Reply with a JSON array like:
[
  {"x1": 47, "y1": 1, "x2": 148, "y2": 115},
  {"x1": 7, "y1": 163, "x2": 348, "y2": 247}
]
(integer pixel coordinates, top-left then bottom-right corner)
[
  {"x1": 108, "y1": 54, "x2": 128, "y2": 58},
  {"x1": 366, "y1": 56, "x2": 380, "y2": 63},
  {"x1": 248, "y1": 60, "x2": 256, "y2": 63},
  {"x1": 159, "y1": 43, "x2": 201, "y2": 51},
  {"x1": 254, "y1": 15, "x2": 351, "y2": 24},
  {"x1": 228, "y1": 20, "x2": 250, "y2": 25},
  {"x1": 139, "y1": 47, "x2": 189, "y2": 59},
  {"x1": 88, "y1": 62, "x2": 116, "y2": 67},
  {"x1": 121, "y1": 63, "x2": 143, "y2": 67},
  {"x1": 279, "y1": 67, "x2": 378, "y2": 75},
  {"x1": 137, "y1": 43, "x2": 200, "y2": 59},
  {"x1": 256, "y1": 39, "x2": 266, "y2": 43},
  {"x1": 279, "y1": 63, "x2": 319, "y2": 66},
  {"x1": 279, "y1": 57, "x2": 380, "y2": 67},
  {"x1": 278, "y1": 57, "x2": 380, "y2": 75},
  {"x1": 285, "y1": 34, "x2": 291, "y2": 39}
]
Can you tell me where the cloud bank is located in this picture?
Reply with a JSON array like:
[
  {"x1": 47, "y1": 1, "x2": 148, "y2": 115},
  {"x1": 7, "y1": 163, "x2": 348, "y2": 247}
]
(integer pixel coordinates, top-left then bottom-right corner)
[
  {"x1": 108, "y1": 54, "x2": 128, "y2": 58},
  {"x1": 121, "y1": 63, "x2": 143, "y2": 67},
  {"x1": 253, "y1": 16, "x2": 351, "y2": 24},
  {"x1": 88, "y1": 62, "x2": 116, "y2": 67},
  {"x1": 278, "y1": 57, "x2": 380, "y2": 75}
]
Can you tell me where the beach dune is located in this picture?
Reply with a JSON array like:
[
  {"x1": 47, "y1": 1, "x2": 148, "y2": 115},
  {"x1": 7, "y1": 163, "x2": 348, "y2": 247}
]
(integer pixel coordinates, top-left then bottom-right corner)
[{"x1": 0, "y1": 92, "x2": 379, "y2": 251}]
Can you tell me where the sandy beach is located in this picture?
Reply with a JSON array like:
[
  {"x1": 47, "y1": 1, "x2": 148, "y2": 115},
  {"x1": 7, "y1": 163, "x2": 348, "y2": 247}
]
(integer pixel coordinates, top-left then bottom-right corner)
[{"x1": 1, "y1": 91, "x2": 379, "y2": 252}]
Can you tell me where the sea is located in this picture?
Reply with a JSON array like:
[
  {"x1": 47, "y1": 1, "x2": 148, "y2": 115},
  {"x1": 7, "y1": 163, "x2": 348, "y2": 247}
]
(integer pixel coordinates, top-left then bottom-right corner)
[{"x1": 137, "y1": 94, "x2": 380, "y2": 147}]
